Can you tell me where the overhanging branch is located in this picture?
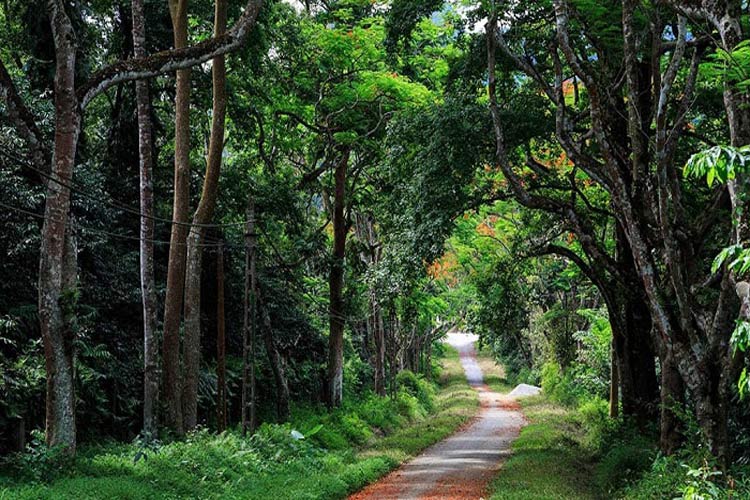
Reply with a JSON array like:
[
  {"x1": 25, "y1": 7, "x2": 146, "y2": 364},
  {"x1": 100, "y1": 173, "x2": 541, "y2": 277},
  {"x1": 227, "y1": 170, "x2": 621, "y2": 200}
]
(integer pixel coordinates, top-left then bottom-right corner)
[{"x1": 78, "y1": 0, "x2": 263, "y2": 108}]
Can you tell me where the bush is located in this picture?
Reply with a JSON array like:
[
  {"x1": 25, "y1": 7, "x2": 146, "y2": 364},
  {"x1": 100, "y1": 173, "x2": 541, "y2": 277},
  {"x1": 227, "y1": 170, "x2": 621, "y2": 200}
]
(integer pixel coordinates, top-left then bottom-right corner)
[
  {"x1": 396, "y1": 370, "x2": 435, "y2": 412},
  {"x1": 576, "y1": 397, "x2": 615, "y2": 452},
  {"x1": 359, "y1": 395, "x2": 404, "y2": 433},
  {"x1": 338, "y1": 412, "x2": 373, "y2": 445},
  {"x1": 6, "y1": 430, "x2": 73, "y2": 482},
  {"x1": 541, "y1": 362, "x2": 577, "y2": 406}
]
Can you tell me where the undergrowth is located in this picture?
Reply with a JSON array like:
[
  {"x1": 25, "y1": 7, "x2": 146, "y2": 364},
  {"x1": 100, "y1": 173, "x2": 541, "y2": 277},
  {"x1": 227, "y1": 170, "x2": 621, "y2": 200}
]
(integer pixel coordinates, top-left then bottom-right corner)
[
  {"x1": 0, "y1": 347, "x2": 477, "y2": 500},
  {"x1": 488, "y1": 363, "x2": 750, "y2": 500}
]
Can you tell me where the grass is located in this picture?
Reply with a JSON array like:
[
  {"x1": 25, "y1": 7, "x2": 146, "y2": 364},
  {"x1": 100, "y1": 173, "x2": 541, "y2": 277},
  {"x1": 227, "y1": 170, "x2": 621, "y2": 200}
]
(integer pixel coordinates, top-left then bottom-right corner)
[
  {"x1": 476, "y1": 346, "x2": 513, "y2": 394},
  {"x1": 488, "y1": 396, "x2": 601, "y2": 500},
  {"x1": 0, "y1": 347, "x2": 478, "y2": 500}
]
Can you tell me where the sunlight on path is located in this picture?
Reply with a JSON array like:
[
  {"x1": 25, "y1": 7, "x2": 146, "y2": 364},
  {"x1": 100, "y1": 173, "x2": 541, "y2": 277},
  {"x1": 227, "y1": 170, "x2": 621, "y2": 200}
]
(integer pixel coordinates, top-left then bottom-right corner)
[{"x1": 349, "y1": 332, "x2": 526, "y2": 500}]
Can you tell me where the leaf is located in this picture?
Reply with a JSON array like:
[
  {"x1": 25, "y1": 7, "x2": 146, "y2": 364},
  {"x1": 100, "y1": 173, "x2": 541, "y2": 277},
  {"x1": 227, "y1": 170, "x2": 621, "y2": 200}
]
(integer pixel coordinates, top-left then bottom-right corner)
[
  {"x1": 739, "y1": 368, "x2": 748, "y2": 399},
  {"x1": 711, "y1": 245, "x2": 742, "y2": 274},
  {"x1": 305, "y1": 424, "x2": 324, "y2": 437}
]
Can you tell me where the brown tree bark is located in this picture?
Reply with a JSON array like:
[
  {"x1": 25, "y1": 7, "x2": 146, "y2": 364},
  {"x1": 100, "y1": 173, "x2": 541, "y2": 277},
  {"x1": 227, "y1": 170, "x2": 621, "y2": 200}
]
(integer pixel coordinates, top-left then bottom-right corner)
[
  {"x1": 259, "y1": 292, "x2": 290, "y2": 421},
  {"x1": 609, "y1": 340, "x2": 619, "y2": 418},
  {"x1": 216, "y1": 243, "x2": 227, "y2": 432},
  {"x1": 39, "y1": 0, "x2": 80, "y2": 454},
  {"x1": 161, "y1": 0, "x2": 191, "y2": 435},
  {"x1": 132, "y1": 0, "x2": 159, "y2": 439},
  {"x1": 182, "y1": 0, "x2": 228, "y2": 432},
  {"x1": 241, "y1": 200, "x2": 257, "y2": 434},
  {"x1": 327, "y1": 150, "x2": 350, "y2": 407},
  {"x1": 0, "y1": 0, "x2": 264, "y2": 455},
  {"x1": 659, "y1": 348, "x2": 684, "y2": 454}
]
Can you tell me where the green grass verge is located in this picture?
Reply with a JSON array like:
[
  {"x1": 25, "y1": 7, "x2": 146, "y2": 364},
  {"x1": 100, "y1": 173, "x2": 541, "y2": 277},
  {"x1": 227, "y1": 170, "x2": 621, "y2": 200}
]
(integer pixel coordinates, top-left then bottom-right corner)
[
  {"x1": 488, "y1": 396, "x2": 601, "y2": 500},
  {"x1": 0, "y1": 347, "x2": 477, "y2": 500},
  {"x1": 476, "y1": 347, "x2": 513, "y2": 394}
]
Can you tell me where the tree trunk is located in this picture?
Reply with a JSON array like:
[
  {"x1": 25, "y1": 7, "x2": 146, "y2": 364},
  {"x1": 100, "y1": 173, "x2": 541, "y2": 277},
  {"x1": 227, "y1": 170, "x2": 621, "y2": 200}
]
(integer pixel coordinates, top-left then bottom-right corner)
[
  {"x1": 327, "y1": 150, "x2": 350, "y2": 408},
  {"x1": 216, "y1": 243, "x2": 227, "y2": 432},
  {"x1": 39, "y1": 0, "x2": 80, "y2": 454},
  {"x1": 132, "y1": 0, "x2": 159, "y2": 439},
  {"x1": 241, "y1": 200, "x2": 257, "y2": 434},
  {"x1": 659, "y1": 349, "x2": 684, "y2": 455},
  {"x1": 182, "y1": 0, "x2": 228, "y2": 432},
  {"x1": 162, "y1": 0, "x2": 191, "y2": 435},
  {"x1": 608, "y1": 339, "x2": 619, "y2": 418},
  {"x1": 259, "y1": 293, "x2": 290, "y2": 422},
  {"x1": 374, "y1": 297, "x2": 386, "y2": 396},
  {"x1": 615, "y1": 291, "x2": 659, "y2": 424}
]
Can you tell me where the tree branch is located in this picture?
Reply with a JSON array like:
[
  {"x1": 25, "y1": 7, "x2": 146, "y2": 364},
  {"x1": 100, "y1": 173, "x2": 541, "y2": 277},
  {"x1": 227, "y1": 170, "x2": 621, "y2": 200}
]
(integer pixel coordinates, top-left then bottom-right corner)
[
  {"x1": 78, "y1": 0, "x2": 263, "y2": 108},
  {"x1": 0, "y1": 59, "x2": 49, "y2": 173}
]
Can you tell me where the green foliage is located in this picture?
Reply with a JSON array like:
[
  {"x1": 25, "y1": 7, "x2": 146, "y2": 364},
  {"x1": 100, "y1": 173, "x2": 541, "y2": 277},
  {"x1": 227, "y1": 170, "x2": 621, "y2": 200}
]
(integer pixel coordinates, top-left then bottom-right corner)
[
  {"x1": 395, "y1": 370, "x2": 435, "y2": 412},
  {"x1": 684, "y1": 145, "x2": 750, "y2": 187},
  {"x1": 0, "y1": 348, "x2": 477, "y2": 500},
  {"x1": 7, "y1": 430, "x2": 72, "y2": 483},
  {"x1": 488, "y1": 397, "x2": 601, "y2": 499},
  {"x1": 620, "y1": 454, "x2": 750, "y2": 499},
  {"x1": 702, "y1": 40, "x2": 750, "y2": 92}
]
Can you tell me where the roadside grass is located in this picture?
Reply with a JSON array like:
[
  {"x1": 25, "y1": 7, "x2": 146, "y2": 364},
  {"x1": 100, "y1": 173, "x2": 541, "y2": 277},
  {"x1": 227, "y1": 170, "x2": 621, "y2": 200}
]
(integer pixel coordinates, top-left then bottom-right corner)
[
  {"x1": 488, "y1": 396, "x2": 601, "y2": 500},
  {"x1": 476, "y1": 347, "x2": 513, "y2": 394},
  {"x1": 0, "y1": 347, "x2": 477, "y2": 500}
]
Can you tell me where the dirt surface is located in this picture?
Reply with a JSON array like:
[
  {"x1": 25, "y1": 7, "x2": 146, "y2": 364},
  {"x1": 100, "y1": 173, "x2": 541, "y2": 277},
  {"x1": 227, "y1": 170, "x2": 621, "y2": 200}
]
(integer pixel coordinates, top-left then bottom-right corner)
[{"x1": 349, "y1": 333, "x2": 525, "y2": 500}]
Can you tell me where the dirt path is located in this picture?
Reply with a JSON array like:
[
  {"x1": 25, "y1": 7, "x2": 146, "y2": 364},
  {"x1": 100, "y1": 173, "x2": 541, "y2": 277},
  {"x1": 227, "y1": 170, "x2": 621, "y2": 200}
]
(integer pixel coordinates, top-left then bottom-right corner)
[{"x1": 349, "y1": 333, "x2": 525, "y2": 500}]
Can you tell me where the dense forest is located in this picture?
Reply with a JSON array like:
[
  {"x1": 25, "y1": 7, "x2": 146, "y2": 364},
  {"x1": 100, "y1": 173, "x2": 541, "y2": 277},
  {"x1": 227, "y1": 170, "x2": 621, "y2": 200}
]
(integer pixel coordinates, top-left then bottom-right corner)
[{"x1": 2, "y1": 0, "x2": 750, "y2": 498}]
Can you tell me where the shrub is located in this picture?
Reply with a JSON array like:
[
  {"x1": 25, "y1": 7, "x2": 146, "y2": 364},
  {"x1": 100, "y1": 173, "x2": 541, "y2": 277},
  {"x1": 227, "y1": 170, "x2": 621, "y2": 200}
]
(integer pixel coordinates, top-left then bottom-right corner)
[
  {"x1": 395, "y1": 391, "x2": 425, "y2": 421},
  {"x1": 396, "y1": 370, "x2": 435, "y2": 412},
  {"x1": 359, "y1": 395, "x2": 404, "y2": 432},
  {"x1": 7, "y1": 429, "x2": 73, "y2": 482},
  {"x1": 576, "y1": 397, "x2": 615, "y2": 452},
  {"x1": 338, "y1": 412, "x2": 373, "y2": 445}
]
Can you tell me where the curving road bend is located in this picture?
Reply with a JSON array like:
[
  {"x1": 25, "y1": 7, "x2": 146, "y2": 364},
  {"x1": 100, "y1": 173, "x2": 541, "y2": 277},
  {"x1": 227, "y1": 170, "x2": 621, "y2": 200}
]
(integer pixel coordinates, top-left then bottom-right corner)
[{"x1": 349, "y1": 332, "x2": 525, "y2": 500}]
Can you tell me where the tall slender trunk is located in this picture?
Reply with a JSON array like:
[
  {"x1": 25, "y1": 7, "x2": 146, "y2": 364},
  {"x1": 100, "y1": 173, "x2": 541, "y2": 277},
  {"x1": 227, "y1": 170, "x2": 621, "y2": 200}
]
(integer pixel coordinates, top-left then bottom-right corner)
[
  {"x1": 182, "y1": 0, "x2": 228, "y2": 431},
  {"x1": 373, "y1": 295, "x2": 386, "y2": 396},
  {"x1": 241, "y1": 200, "x2": 257, "y2": 434},
  {"x1": 609, "y1": 339, "x2": 619, "y2": 418},
  {"x1": 327, "y1": 150, "x2": 350, "y2": 407},
  {"x1": 162, "y1": 0, "x2": 191, "y2": 435},
  {"x1": 132, "y1": 0, "x2": 159, "y2": 438},
  {"x1": 39, "y1": 0, "x2": 80, "y2": 454},
  {"x1": 216, "y1": 243, "x2": 227, "y2": 432},
  {"x1": 259, "y1": 293, "x2": 290, "y2": 421}
]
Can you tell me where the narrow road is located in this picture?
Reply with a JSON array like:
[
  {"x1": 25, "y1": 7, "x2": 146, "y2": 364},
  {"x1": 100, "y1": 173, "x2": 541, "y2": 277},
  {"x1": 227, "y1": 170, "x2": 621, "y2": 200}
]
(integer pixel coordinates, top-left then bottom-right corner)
[{"x1": 350, "y1": 333, "x2": 525, "y2": 500}]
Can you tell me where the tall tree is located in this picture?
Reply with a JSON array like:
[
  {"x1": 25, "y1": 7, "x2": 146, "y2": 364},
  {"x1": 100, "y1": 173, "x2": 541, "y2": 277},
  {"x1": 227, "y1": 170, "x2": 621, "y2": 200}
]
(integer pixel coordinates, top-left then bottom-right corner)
[
  {"x1": 182, "y1": 0, "x2": 229, "y2": 432},
  {"x1": 132, "y1": 0, "x2": 159, "y2": 439},
  {"x1": 161, "y1": 0, "x2": 191, "y2": 435},
  {"x1": 216, "y1": 242, "x2": 227, "y2": 432},
  {"x1": 327, "y1": 149, "x2": 350, "y2": 407},
  {"x1": 0, "y1": 0, "x2": 263, "y2": 453}
]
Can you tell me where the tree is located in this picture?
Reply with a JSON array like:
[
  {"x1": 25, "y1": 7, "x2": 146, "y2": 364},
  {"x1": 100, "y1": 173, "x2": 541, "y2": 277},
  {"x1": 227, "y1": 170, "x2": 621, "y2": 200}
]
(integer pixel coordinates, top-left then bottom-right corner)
[
  {"x1": 484, "y1": 0, "x2": 744, "y2": 460},
  {"x1": 0, "y1": 0, "x2": 264, "y2": 453},
  {"x1": 182, "y1": 0, "x2": 229, "y2": 433},
  {"x1": 131, "y1": 0, "x2": 159, "y2": 440}
]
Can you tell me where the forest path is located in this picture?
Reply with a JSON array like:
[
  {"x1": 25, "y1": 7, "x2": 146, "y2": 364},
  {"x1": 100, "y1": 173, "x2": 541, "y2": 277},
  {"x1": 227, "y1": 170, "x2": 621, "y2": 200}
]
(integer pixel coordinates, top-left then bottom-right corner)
[{"x1": 349, "y1": 332, "x2": 525, "y2": 500}]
